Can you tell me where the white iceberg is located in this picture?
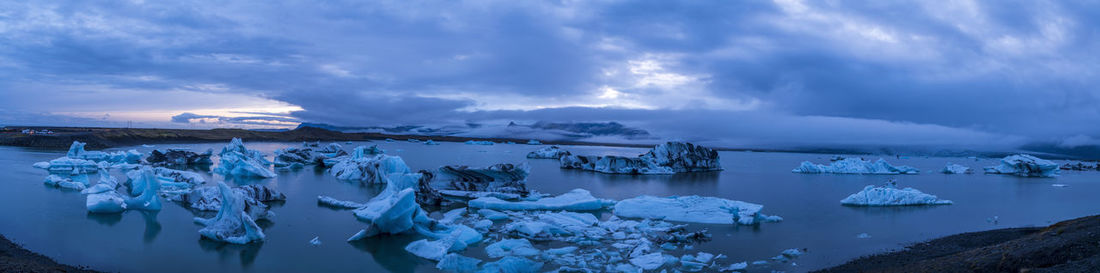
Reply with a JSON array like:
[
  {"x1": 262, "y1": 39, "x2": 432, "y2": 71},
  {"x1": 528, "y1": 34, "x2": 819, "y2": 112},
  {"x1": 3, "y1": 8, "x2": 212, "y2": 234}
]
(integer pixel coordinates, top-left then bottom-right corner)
[
  {"x1": 792, "y1": 158, "x2": 919, "y2": 174},
  {"x1": 124, "y1": 167, "x2": 163, "y2": 211},
  {"x1": 614, "y1": 195, "x2": 781, "y2": 225},
  {"x1": 329, "y1": 154, "x2": 410, "y2": 183},
  {"x1": 983, "y1": 154, "x2": 1060, "y2": 177},
  {"x1": 168, "y1": 184, "x2": 280, "y2": 221},
  {"x1": 194, "y1": 182, "x2": 266, "y2": 244},
  {"x1": 526, "y1": 146, "x2": 571, "y2": 159},
  {"x1": 841, "y1": 184, "x2": 953, "y2": 206},
  {"x1": 469, "y1": 189, "x2": 614, "y2": 211},
  {"x1": 941, "y1": 163, "x2": 971, "y2": 174},
  {"x1": 43, "y1": 170, "x2": 90, "y2": 190},
  {"x1": 213, "y1": 138, "x2": 276, "y2": 178}
]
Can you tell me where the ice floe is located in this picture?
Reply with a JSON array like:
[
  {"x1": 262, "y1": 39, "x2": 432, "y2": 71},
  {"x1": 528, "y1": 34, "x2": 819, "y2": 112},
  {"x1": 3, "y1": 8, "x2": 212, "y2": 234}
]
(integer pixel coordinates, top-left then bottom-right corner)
[
  {"x1": 614, "y1": 195, "x2": 782, "y2": 225},
  {"x1": 330, "y1": 154, "x2": 411, "y2": 182},
  {"x1": 560, "y1": 142, "x2": 720, "y2": 174},
  {"x1": 436, "y1": 253, "x2": 481, "y2": 273},
  {"x1": 469, "y1": 189, "x2": 614, "y2": 211},
  {"x1": 792, "y1": 158, "x2": 919, "y2": 174},
  {"x1": 317, "y1": 195, "x2": 364, "y2": 209},
  {"x1": 213, "y1": 138, "x2": 276, "y2": 178},
  {"x1": 840, "y1": 183, "x2": 952, "y2": 206},
  {"x1": 425, "y1": 140, "x2": 441, "y2": 145},
  {"x1": 983, "y1": 154, "x2": 1060, "y2": 177},
  {"x1": 526, "y1": 146, "x2": 571, "y2": 159},
  {"x1": 941, "y1": 163, "x2": 971, "y2": 174},
  {"x1": 193, "y1": 182, "x2": 266, "y2": 244}
]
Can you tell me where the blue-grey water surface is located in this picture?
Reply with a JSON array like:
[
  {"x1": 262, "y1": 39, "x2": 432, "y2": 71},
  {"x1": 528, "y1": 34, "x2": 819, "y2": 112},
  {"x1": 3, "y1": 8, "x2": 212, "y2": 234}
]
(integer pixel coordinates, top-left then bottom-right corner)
[{"x1": 0, "y1": 141, "x2": 1096, "y2": 272}]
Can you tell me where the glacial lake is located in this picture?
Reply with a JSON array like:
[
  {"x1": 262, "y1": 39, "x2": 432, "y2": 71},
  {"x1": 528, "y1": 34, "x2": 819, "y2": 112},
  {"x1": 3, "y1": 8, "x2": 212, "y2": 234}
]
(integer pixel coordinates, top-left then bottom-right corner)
[{"x1": 1, "y1": 141, "x2": 1097, "y2": 273}]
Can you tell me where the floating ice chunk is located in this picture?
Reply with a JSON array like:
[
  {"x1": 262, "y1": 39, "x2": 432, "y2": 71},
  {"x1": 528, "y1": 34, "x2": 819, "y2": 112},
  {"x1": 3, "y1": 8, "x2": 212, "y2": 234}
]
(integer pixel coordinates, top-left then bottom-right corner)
[
  {"x1": 680, "y1": 252, "x2": 715, "y2": 272},
  {"x1": 43, "y1": 171, "x2": 90, "y2": 190},
  {"x1": 214, "y1": 138, "x2": 276, "y2": 178},
  {"x1": 167, "y1": 185, "x2": 278, "y2": 221},
  {"x1": 465, "y1": 140, "x2": 494, "y2": 145},
  {"x1": 317, "y1": 195, "x2": 364, "y2": 209},
  {"x1": 82, "y1": 171, "x2": 119, "y2": 194},
  {"x1": 526, "y1": 146, "x2": 571, "y2": 159},
  {"x1": 425, "y1": 140, "x2": 441, "y2": 145},
  {"x1": 405, "y1": 235, "x2": 459, "y2": 261},
  {"x1": 485, "y1": 238, "x2": 541, "y2": 258},
  {"x1": 793, "y1": 158, "x2": 919, "y2": 174},
  {"x1": 983, "y1": 154, "x2": 1060, "y2": 177},
  {"x1": 469, "y1": 189, "x2": 614, "y2": 211},
  {"x1": 194, "y1": 182, "x2": 266, "y2": 244},
  {"x1": 630, "y1": 252, "x2": 672, "y2": 270},
  {"x1": 614, "y1": 195, "x2": 780, "y2": 225},
  {"x1": 560, "y1": 142, "x2": 720, "y2": 175},
  {"x1": 385, "y1": 138, "x2": 396, "y2": 142},
  {"x1": 1052, "y1": 184, "x2": 1068, "y2": 188},
  {"x1": 41, "y1": 157, "x2": 99, "y2": 174},
  {"x1": 146, "y1": 149, "x2": 213, "y2": 167},
  {"x1": 432, "y1": 163, "x2": 530, "y2": 198},
  {"x1": 856, "y1": 233, "x2": 871, "y2": 239},
  {"x1": 329, "y1": 154, "x2": 410, "y2": 182},
  {"x1": 86, "y1": 191, "x2": 127, "y2": 213},
  {"x1": 310, "y1": 236, "x2": 321, "y2": 246},
  {"x1": 436, "y1": 253, "x2": 481, "y2": 273},
  {"x1": 479, "y1": 209, "x2": 509, "y2": 221},
  {"x1": 352, "y1": 188, "x2": 421, "y2": 236},
  {"x1": 32, "y1": 162, "x2": 51, "y2": 169},
  {"x1": 841, "y1": 184, "x2": 952, "y2": 206},
  {"x1": 560, "y1": 155, "x2": 673, "y2": 174},
  {"x1": 480, "y1": 256, "x2": 543, "y2": 273},
  {"x1": 941, "y1": 163, "x2": 971, "y2": 174},
  {"x1": 124, "y1": 167, "x2": 162, "y2": 211},
  {"x1": 719, "y1": 262, "x2": 747, "y2": 272},
  {"x1": 527, "y1": 140, "x2": 542, "y2": 145}
]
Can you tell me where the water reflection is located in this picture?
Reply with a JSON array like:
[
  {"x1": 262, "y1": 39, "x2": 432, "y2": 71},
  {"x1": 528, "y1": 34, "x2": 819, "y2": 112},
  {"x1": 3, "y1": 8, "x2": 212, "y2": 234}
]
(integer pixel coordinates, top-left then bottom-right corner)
[
  {"x1": 347, "y1": 235, "x2": 422, "y2": 273},
  {"x1": 197, "y1": 239, "x2": 264, "y2": 268},
  {"x1": 84, "y1": 210, "x2": 162, "y2": 243},
  {"x1": 86, "y1": 212, "x2": 123, "y2": 226}
]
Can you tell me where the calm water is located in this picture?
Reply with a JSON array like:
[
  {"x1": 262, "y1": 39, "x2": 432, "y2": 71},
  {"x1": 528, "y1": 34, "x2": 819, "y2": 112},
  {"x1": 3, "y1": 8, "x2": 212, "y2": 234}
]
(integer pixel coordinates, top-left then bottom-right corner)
[{"x1": 1, "y1": 141, "x2": 1097, "y2": 273}]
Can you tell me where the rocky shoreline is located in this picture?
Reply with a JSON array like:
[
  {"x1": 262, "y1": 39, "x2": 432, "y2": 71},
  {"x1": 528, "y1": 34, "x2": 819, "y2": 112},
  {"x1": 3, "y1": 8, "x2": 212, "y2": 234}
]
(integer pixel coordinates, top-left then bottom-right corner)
[
  {"x1": 0, "y1": 234, "x2": 103, "y2": 273},
  {"x1": 815, "y1": 215, "x2": 1100, "y2": 273}
]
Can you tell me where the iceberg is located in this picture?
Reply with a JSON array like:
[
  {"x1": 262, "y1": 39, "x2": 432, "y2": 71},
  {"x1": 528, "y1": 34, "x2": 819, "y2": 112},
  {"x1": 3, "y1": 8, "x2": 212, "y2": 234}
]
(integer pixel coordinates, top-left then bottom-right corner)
[
  {"x1": 194, "y1": 182, "x2": 266, "y2": 244},
  {"x1": 329, "y1": 153, "x2": 409, "y2": 183},
  {"x1": 425, "y1": 140, "x2": 441, "y2": 145},
  {"x1": 43, "y1": 170, "x2": 90, "y2": 190},
  {"x1": 526, "y1": 146, "x2": 571, "y2": 159},
  {"x1": 464, "y1": 140, "x2": 494, "y2": 145},
  {"x1": 436, "y1": 253, "x2": 481, "y2": 273},
  {"x1": 124, "y1": 167, "x2": 163, "y2": 211},
  {"x1": 86, "y1": 191, "x2": 127, "y2": 213},
  {"x1": 481, "y1": 256, "x2": 543, "y2": 273},
  {"x1": 310, "y1": 236, "x2": 321, "y2": 246},
  {"x1": 167, "y1": 184, "x2": 279, "y2": 221},
  {"x1": 145, "y1": 149, "x2": 213, "y2": 167},
  {"x1": 65, "y1": 141, "x2": 142, "y2": 164},
  {"x1": 560, "y1": 142, "x2": 720, "y2": 174},
  {"x1": 352, "y1": 145, "x2": 385, "y2": 156},
  {"x1": 353, "y1": 188, "x2": 420, "y2": 236},
  {"x1": 469, "y1": 189, "x2": 614, "y2": 211},
  {"x1": 630, "y1": 252, "x2": 673, "y2": 271},
  {"x1": 792, "y1": 158, "x2": 919, "y2": 174},
  {"x1": 527, "y1": 140, "x2": 542, "y2": 145},
  {"x1": 405, "y1": 226, "x2": 482, "y2": 261},
  {"x1": 213, "y1": 138, "x2": 276, "y2": 178},
  {"x1": 841, "y1": 184, "x2": 953, "y2": 206},
  {"x1": 82, "y1": 171, "x2": 120, "y2": 194},
  {"x1": 983, "y1": 154, "x2": 1060, "y2": 177},
  {"x1": 614, "y1": 195, "x2": 781, "y2": 225},
  {"x1": 274, "y1": 147, "x2": 322, "y2": 166},
  {"x1": 317, "y1": 195, "x2": 364, "y2": 209},
  {"x1": 1061, "y1": 161, "x2": 1098, "y2": 171},
  {"x1": 941, "y1": 163, "x2": 971, "y2": 174},
  {"x1": 430, "y1": 163, "x2": 531, "y2": 198}
]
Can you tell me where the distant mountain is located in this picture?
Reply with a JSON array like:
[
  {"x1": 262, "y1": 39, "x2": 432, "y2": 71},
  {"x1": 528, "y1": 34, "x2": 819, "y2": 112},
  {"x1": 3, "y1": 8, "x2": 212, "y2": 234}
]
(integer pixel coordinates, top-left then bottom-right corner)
[{"x1": 509, "y1": 121, "x2": 650, "y2": 139}]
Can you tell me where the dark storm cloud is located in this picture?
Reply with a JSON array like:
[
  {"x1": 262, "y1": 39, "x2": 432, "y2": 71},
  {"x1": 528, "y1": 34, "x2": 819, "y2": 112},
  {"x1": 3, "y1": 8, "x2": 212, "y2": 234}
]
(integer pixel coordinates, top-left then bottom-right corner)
[{"x1": 2, "y1": 0, "x2": 1098, "y2": 149}]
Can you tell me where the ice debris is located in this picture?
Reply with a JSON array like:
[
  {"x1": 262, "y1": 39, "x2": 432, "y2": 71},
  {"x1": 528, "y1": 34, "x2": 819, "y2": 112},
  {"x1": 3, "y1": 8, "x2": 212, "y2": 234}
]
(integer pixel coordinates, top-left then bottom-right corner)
[
  {"x1": 486, "y1": 238, "x2": 541, "y2": 258},
  {"x1": 194, "y1": 182, "x2": 266, "y2": 244},
  {"x1": 983, "y1": 154, "x2": 1060, "y2": 177},
  {"x1": 328, "y1": 153, "x2": 408, "y2": 183},
  {"x1": 560, "y1": 142, "x2": 720, "y2": 174},
  {"x1": 213, "y1": 138, "x2": 276, "y2": 178},
  {"x1": 526, "y1": 146, "x2": 571, "y2": 159},
  {"x1": 310, "y1": 236, "x2": 321, "y2": 246},
  {"x1": 425, "y1": 140, "x2": 441, "y2": 145},
  {"x1": 941, "y1": 163, "x2": 971, "y2": 174},
  {"x1": 469, "y1": 189, "x2": 614, "y2": 211},
  {"x1": 34, "y1": 141, "x2": 142, "y2": 173},
  {"x1": 792, "y1": 158, "x2": 919, "y2": 174},
  {"x1": 167, "y1": 184, "x2": 281, "y2": 221},
  {"x1": 614, "y1": 195, "x2": 782, "y2": 225},
  {"x1": 436, "y1": 253, "x2": 481, "y2": 273},
  {"x1": 841, "y1": 183, "x2": 952, "y2": 206},
  {"x1": 317, "y1": 195, "x2": 365, "y2": 209}
]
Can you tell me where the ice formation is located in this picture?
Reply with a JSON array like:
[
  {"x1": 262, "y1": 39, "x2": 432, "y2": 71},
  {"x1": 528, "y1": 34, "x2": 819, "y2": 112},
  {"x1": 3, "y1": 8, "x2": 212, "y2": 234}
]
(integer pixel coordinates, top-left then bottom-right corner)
[
  {"x1": 167, "y1": 184, "x2": 281, "y2": 221},
  {"x1": 429, "y1": 163, "x2": 531, "y2": 200},
  {"x1": 43, "y1": 169, "x2": 90, "y2": 190},
  {"x1": 329, "y1": 154, "x2": 411, "y2": 183},
  {"x1": 560, "y1": 142, "x2": 720, "y2": 174},
  {"x1": 527, "y1": 140, "x2": 542, "y2": 145},
  {"x1": 317, "y1": 195, "x2": 364, "y2": 209},
  {"x1": 526, "y1": 146, "x2": 571, "y2": 159},
  {"x1": 436, "y1": 254, "x2": 481, "y2": 273},
  {"x1": 469, "y1": 189, "x2": 614, "y2": 211},
  {"x1": 85, "y1": 170, "x2": 127, "y2": 213},
  {"x1": 941, "y1": 163, "x2": 971, "y2": 174},
  {"x1": 614, "y1": 195, "x2": 782, "y2": 225},
  {"x1": 66, "y1": 141, "x2": 143, "y2": 164},
  {"x1": 213, "y1": 138, "x2": 276, "y2": 178},
  {"x1": 145, "y1": 149, "x2": 213, "y2": 167},
  {"x1": 840, "y1": 184, "x2": 953, "y2": 206},
  {"x1": 273, "y1": 147, "x2": 323, "y2": 167},
  {"x1": 124, "y1": 167, "x2": 163, "y2": 211},
  {"x1": 486, "y1": 238, "x2": 541, "y2": 258},
  {"x1": 983, "y1": 154, "x2": 1060, "y2": 177},
  {"x1": 481, "y1": 256, "x2": 543, "y2": 273},
  {"x1": 792, "y1": 158, "x2": 919, "y2": 174},
  {"x1": 425, "y1": 140, "x2": 441, "y2": 145},
  {"x1": 310, "y1": 236, "x2": 321, "y2": 246},
  {"x1": 1061, "y1": 161, "x2": 1099, "y2": 171},
  {"x1": 194, "y1": 182, "x2": 266, "y2": 244},
  {"x1": 464, "y1": 140, "x2": 494, "y2": 145}
]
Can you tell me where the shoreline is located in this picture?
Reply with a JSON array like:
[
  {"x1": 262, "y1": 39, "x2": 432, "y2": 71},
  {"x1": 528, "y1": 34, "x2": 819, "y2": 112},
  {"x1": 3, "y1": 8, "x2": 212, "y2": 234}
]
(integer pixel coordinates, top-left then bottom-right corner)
[
  {"x1": 814, "y1": 215, "x2": 1100, "y2": 273},
  {"x1": 0, "y1": 234, "x2": 103, "y2": 273}
]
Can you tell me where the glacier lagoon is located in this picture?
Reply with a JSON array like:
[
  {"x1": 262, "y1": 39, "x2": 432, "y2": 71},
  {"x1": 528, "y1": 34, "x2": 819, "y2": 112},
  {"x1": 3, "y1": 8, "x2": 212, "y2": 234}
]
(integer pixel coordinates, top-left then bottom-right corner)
[{"x1": 1, "y1": 141, "x2": 1096, "y2": 273}]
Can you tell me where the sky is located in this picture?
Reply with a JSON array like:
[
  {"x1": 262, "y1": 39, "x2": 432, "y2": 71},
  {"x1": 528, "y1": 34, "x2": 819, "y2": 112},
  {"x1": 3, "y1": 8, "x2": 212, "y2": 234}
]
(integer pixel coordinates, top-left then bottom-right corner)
[{"x1": 1, "y1": 0, "x2": 1098, "y2": 150}]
